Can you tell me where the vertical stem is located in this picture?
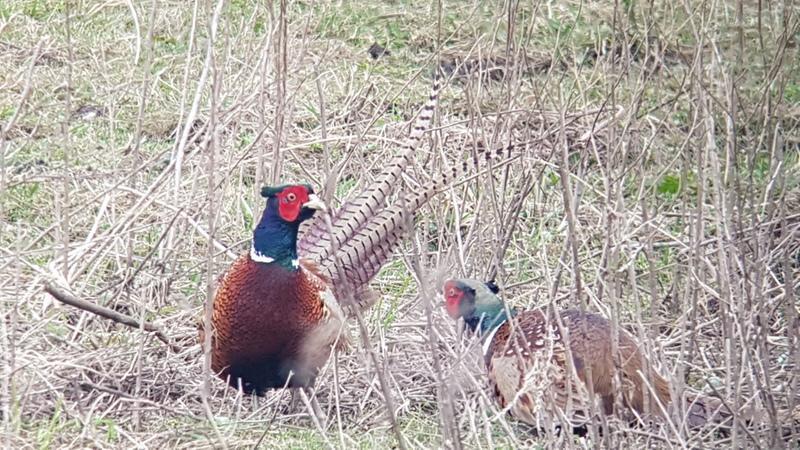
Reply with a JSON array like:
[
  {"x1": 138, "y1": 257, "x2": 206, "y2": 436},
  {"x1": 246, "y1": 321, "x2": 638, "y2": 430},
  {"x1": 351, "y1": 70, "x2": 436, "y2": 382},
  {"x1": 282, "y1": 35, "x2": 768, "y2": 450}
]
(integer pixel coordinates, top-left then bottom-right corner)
[
  {"x1": 353, "y1": 309, "x2": 408, "y2": 450},
  {"x1": 415, "y1": 244, "x2": 462, "y2": 450},
  {"x1": 1, "y1": 236, "x2": 21, "y2": 439},
  {"x1": 557, "y1": 118, "x2": 583, "y2": 307},
  {"x1": 270, "y1": 0, "x2": 287, "y2": 184},
  {"x1": 59, "y1": 0, "x2": 75, "y2": 278},
  {"x1": 168, "y1": 0, "x2": 199, "y2": 255},
  {"x1": 201, "y1": 1, "x2": 229, "y2": 448},
  {"x1": 132, "y1": 0, "x2": 159, "y2": 160},
  {"x1": 782, "y1": 176, "x2": 798, "y2": 448}
]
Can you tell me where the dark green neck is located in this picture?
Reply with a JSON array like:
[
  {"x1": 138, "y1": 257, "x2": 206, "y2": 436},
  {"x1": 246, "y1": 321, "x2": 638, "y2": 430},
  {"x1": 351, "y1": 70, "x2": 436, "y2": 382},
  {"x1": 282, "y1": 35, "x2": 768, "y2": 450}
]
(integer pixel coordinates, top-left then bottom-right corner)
[
  {"x1": 251, "y1": 198, "x2": 301, "y2": 271},
  {"x1": 465, "y1": 304, "x2": 516, "y2": 335}
]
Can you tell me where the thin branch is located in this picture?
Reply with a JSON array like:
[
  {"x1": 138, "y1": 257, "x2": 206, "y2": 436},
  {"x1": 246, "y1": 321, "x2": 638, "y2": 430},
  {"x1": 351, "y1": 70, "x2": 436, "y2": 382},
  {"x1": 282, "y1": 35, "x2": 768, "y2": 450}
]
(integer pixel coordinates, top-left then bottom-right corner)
[{"x1": 42, "y1": 283, "x2": 179, "y2": 352}]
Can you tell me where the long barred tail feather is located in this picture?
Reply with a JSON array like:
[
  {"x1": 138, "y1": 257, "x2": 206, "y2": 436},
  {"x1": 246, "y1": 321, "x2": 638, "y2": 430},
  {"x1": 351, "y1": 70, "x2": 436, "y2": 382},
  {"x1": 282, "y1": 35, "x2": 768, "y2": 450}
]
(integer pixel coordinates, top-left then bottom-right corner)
[
  {"x1": 324, "y1": 143, "x2": 520, "y2": 310},
  {"x1": 297, "y1": 75, "x2": 442, "y2": 261},
  {"x1": 296, "y1": 66, "x2": 523, "y2": 311}
]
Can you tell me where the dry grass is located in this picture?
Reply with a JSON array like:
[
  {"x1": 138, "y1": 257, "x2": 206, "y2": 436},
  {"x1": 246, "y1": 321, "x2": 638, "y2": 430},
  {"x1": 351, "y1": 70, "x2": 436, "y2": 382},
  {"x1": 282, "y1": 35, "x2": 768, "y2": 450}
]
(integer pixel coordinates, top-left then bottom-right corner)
[{"x1": 1, "y1": 0, "x2": 799, "y2": 448}]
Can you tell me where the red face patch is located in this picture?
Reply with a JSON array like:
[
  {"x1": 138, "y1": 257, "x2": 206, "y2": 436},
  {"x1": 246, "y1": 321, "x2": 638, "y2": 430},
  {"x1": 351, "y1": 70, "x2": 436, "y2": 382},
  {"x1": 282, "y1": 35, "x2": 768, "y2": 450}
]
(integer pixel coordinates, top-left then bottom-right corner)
[
  {"x1": 276, "y1": 185, "x2": 311, "y2": 222},
  {"x1": 443, "y1": 280, "x2": 464, "y2": 319}
]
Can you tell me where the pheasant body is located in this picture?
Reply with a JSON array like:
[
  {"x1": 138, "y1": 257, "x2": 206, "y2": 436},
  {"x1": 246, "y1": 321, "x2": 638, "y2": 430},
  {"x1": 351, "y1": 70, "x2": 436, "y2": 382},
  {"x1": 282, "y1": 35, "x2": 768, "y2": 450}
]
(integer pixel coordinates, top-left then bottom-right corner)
[
  {"x1": 210, "y1": 255, "x2": 340, "y2": 393},
  {"x1": 444, "y1": 279, "x2": 671, "y2": 428},
  {"x1": 484, "y1": 307, "x2": 670, "y2": 427}
]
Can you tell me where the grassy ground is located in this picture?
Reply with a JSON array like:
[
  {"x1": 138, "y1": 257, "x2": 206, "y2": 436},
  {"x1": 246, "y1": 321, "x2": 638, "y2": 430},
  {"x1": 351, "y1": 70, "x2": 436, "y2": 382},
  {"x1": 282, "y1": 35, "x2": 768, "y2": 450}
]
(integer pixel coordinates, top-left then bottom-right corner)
[{"x1": 1, "y1": 0, "x2": 799, "y2": 448}]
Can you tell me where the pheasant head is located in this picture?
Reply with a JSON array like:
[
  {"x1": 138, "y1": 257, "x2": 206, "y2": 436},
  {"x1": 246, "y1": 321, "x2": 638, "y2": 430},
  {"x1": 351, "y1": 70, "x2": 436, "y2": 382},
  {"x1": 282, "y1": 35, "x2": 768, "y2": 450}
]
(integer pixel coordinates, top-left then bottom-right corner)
[
  {"x1": 443, "y1": 278, "x2": 514, "y2": 335},
  {"x1": 252, "y1": 184, "x2": 326, "y2": 269}
]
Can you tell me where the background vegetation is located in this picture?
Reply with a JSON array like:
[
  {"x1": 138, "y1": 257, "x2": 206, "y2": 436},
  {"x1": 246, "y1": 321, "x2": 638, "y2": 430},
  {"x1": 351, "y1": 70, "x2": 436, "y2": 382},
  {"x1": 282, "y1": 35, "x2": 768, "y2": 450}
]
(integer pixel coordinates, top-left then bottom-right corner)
[{"x1": 1, "y1": 0, "x2": 798, "y2": 448}]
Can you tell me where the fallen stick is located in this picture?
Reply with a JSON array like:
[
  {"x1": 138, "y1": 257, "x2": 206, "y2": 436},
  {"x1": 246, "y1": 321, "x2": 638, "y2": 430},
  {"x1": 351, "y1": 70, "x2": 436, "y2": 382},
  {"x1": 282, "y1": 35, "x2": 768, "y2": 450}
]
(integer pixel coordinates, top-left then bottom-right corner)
[{"x1": 43, "y1": 283, "x2": 180, "y2": 352}]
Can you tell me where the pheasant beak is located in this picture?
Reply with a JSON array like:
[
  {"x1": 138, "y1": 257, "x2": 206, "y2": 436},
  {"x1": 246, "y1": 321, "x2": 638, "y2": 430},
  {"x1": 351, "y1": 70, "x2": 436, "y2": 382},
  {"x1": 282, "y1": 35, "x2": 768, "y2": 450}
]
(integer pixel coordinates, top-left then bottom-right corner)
[{"x1": 304, "y1": 193, "x2": 327, "y2": 212}]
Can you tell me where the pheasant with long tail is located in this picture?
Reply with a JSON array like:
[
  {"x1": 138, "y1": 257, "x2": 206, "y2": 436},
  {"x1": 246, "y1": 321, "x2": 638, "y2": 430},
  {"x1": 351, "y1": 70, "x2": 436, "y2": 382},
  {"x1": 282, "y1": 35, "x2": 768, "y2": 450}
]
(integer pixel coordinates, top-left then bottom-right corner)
[{"x1": 201, "y1": 75, "x2": 516, "y2": 395}]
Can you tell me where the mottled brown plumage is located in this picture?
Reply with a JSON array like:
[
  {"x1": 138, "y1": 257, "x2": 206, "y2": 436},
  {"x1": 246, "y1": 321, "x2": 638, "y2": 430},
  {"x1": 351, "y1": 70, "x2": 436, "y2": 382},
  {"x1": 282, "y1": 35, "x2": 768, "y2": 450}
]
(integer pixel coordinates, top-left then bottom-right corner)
[
  {"x1": 484, "y1": 308, "x2": 671, "y2": 428},
  {"x1": 444, "y1": 279, "x2": 671, "y2": 429},
  {"x1": 445, "y1": 280, "x2": 800, "y2": 434}
]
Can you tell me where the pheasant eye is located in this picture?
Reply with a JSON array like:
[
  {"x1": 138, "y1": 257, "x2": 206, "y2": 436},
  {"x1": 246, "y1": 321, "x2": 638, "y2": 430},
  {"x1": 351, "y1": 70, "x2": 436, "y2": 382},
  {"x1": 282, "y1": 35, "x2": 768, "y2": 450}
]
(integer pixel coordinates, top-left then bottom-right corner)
[
  {"x1": 448, "y1": 288, "x2": 456, "y2": 297},
  {"x1": 286, "y1": 193, "x2": 297, "y2": 202}
]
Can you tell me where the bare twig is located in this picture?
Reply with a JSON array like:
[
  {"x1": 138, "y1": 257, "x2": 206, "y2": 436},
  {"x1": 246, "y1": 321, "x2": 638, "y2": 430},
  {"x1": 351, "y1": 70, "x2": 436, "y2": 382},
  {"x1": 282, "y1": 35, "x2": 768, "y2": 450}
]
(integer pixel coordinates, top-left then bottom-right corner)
[{"x1": 42, "y1": 283, "x2": 179, "y2": 352}]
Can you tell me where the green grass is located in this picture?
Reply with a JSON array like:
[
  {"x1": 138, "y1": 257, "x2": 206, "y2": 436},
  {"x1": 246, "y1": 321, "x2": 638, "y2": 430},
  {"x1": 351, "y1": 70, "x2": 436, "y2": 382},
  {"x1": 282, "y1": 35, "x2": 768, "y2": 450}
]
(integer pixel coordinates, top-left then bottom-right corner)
[{"x1": 312, "y1": 0, "x2": 422, "y2": 50}]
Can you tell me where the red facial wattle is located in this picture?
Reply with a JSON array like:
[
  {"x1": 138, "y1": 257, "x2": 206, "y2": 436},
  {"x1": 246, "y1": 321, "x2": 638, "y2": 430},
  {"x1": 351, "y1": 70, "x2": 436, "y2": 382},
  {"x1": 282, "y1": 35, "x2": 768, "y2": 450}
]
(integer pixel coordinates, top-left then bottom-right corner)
[
  {"x1": 276, "y1": 185, "x2": 310, "y2": 222},
  {"x1": 443, "y1": 281, "x2": 463, "y2": 318}
]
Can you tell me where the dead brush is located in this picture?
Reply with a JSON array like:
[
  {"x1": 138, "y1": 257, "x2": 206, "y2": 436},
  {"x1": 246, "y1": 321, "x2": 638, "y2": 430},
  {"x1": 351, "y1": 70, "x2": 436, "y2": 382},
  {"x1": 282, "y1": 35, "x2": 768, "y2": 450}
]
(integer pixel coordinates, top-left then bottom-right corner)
[{"x1": 1, "y1": 0, "x2": 799, "y2": 449}]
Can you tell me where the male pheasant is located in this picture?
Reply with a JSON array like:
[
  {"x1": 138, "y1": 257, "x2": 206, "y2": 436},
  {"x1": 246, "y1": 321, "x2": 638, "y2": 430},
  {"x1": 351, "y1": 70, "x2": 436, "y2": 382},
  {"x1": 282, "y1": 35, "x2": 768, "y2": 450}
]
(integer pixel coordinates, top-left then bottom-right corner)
[
  {"x1": 442, "y1": 278, "x2": 672, "y2": 429},
  {"x1": 205, "y1": 184, "x2": 342, "y2": 393},
  {"x1": 202, "y1": 75, "x2": 514, "y2": 395}
]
